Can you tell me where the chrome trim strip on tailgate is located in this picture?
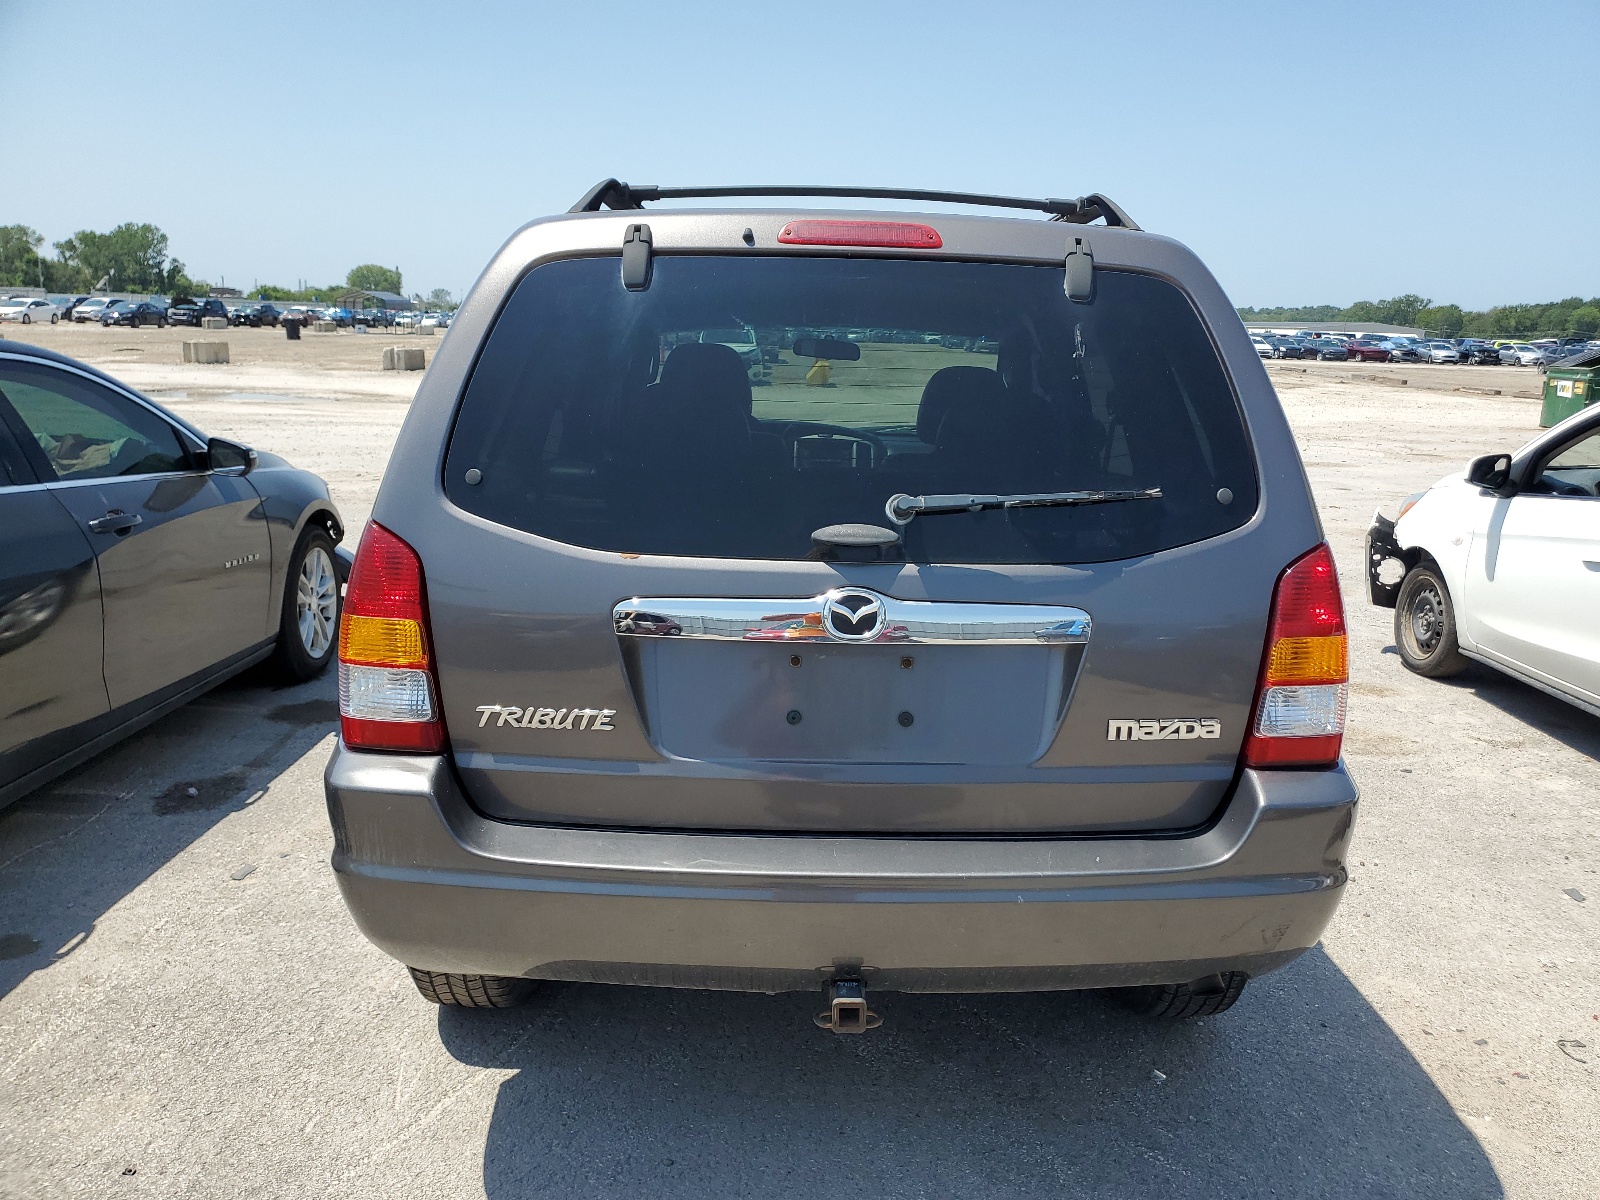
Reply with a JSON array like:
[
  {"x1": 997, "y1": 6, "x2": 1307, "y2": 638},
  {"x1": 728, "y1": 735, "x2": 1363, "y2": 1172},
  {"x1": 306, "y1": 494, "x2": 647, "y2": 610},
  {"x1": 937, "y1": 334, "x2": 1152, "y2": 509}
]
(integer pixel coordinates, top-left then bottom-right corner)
[{"x1": 614, "y1": 590, "x2": 1091, "y2": 646}]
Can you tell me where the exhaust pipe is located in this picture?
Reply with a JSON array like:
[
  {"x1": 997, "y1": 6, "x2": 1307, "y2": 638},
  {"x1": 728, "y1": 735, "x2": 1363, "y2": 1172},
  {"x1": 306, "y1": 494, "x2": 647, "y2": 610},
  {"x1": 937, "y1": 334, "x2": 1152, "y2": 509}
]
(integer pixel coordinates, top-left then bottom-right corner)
[{"x1": 813, "y1": 979, "x2": 882, "y2": 1034}]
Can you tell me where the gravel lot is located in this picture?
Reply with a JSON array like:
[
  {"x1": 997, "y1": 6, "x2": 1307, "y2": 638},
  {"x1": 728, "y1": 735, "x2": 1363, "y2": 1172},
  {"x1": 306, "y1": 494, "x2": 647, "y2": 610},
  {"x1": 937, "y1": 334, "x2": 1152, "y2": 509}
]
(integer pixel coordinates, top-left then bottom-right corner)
[{"x1": 0, "y1": 343, "x2": 1594, "y2": 1199}]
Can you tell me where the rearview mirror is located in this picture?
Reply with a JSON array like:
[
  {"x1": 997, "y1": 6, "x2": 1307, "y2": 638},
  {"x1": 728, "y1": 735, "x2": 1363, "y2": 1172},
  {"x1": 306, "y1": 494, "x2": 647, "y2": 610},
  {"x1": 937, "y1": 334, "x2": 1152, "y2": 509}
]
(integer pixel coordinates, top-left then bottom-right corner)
[
  {"x1": 1465, "y1": 451, "x2": 1513, "y2": 493},
  {"x1": 791, "y1": 337, "x2": 861, "y2": 361},
  {"x1": 208, "y1": 437, "x2": 257, "y2": 475}
]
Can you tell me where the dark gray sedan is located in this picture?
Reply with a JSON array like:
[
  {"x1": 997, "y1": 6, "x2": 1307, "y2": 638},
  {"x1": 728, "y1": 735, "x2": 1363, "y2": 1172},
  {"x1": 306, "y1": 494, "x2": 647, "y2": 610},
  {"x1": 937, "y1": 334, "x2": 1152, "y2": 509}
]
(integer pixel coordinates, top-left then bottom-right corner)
[{"x1": 0, "y1": 342, "x2": 348, "y2": 809}]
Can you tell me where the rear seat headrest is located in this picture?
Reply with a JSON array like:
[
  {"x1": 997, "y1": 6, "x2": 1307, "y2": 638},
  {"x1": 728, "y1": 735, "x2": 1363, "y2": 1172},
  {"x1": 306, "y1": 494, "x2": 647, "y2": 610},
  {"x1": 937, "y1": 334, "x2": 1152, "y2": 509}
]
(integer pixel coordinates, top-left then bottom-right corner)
[
  {"x1": 916, "y1": 366, "x2": 1008, "y2": 444},
  {"x1": 660, "y1": 342, "x2": 753, "y2": 418}
]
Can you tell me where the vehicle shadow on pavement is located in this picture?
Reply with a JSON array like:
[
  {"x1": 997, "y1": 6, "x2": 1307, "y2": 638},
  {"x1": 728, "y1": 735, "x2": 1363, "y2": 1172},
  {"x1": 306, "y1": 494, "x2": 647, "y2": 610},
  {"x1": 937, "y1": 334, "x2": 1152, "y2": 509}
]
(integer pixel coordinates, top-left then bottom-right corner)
[
  {"x1": 1438, "y1": 660, "x2": 1600, "y2": 760},
  {"x1": 440, "y1": 948, "x2": 1502, "y2": 1200},
  {"x1": 0, "y1": 668, "x2": 338, "y2": 1002}
]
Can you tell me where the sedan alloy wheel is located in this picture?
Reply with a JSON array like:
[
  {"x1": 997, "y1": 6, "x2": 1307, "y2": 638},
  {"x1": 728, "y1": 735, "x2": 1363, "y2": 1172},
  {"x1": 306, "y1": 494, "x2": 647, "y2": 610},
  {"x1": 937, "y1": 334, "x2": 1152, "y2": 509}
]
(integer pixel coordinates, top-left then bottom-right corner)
[{"x1": 296, "y1": 546, "x2": 338, "y2": 659}]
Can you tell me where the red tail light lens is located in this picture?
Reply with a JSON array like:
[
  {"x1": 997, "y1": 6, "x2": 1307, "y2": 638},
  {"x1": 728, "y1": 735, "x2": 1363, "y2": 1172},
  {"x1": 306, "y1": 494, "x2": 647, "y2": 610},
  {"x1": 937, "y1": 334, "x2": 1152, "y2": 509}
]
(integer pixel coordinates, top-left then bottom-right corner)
[
  {"x1": 1243, "y1": 543, "x2": 1348, "y2": 769},
  {"x1": 337, "y1": 522, "x2": 446, "y2": 753},
  {"x1": 777, "y1": 220, "x2": 942, "y2": 249}
]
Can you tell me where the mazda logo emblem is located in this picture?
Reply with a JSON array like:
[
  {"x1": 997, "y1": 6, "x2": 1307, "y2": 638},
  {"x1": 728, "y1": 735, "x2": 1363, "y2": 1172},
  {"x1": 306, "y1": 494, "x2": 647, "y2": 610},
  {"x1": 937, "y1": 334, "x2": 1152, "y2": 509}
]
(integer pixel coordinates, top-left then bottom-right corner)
[{"x1": 821, "y1": 588, "x2": 887, "y2": 642}]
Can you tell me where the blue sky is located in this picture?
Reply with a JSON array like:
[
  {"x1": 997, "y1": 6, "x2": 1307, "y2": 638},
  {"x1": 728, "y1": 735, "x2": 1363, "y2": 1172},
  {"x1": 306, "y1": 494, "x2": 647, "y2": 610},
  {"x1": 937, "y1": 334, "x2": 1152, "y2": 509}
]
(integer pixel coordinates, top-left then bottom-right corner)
[{"x1": 2, "y1": 0, "x2": 1594, "y2": 309}]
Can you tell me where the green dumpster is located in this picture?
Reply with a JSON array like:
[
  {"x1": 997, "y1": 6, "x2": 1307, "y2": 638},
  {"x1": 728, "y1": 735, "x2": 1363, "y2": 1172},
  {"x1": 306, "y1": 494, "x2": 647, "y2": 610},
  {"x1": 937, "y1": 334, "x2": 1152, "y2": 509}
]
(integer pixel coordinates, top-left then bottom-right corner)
[{"x1": 1540, "y1": 348, "x2": 1600, "y2": 427}]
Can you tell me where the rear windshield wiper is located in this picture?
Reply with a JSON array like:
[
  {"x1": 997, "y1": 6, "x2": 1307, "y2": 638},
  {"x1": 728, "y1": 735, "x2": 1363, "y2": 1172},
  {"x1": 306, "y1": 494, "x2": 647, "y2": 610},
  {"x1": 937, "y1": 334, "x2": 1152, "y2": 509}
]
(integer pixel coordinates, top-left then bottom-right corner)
[{"x1": 885, "y1": 487, "x2": 1161, "y2": 526}]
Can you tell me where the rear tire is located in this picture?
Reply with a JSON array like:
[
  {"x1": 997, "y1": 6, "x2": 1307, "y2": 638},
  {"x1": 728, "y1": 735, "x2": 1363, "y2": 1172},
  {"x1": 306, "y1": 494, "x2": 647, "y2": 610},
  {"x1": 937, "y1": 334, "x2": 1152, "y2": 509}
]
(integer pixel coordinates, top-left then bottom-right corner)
[
  {"x1": 1112, "y1": 972, "x2": 1249, "y2": 1019},
  {"x1": 1395, "y1": 565, "x2": 1468, "y2": 678},
  {"x1": 408, "y1": 968, "x2": 537, "y2": 1008},
  {"x1": 270, "y1": 525, "x2": 340, "y2": 682}
]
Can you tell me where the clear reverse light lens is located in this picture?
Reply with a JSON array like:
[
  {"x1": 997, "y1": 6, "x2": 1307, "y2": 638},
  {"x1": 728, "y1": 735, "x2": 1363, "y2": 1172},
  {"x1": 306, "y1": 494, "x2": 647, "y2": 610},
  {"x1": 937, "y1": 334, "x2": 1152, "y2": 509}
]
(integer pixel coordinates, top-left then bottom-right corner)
[
  {"x1": 339, "y1": 663, "x2": 435, "y2": 723},
  {"x1": 1253, "y1": 683, "x2": 1347, "y2": 738}
]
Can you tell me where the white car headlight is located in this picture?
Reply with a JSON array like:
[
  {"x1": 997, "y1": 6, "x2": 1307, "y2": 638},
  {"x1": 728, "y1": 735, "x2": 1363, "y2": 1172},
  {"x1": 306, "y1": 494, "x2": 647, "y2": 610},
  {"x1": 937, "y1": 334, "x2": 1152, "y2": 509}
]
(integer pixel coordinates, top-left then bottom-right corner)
[{"x1": 1395, "y1": 491, "x2": 1428, "y2": 521}]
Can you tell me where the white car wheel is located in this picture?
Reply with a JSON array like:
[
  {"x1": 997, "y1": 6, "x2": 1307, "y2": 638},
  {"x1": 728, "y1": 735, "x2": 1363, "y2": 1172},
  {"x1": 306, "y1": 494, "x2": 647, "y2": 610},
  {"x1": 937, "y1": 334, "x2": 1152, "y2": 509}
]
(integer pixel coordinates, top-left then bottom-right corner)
[{"x1": 1395, "y1": 566, "x2": 1468, "y2": 678}]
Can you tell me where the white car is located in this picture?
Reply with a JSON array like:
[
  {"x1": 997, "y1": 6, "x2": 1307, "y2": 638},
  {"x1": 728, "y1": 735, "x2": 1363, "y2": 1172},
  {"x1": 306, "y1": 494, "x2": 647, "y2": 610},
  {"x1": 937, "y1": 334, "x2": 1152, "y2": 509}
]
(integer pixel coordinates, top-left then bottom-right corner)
[
  {"x1": 1367, "y1": 403, "x2": 1600, "y2": 716},
  {"x1": 1499, "y1": 343, "x2": 1544, "y2": 366},
  {"x1": 1251, "y1": 335, "x2": 1273, "y2": 359},
  {"x1": 71, "y1": 297, "x2": 114, "y2": 323},
  {"x1": 1423, "y1": 340, "x2": 1460, "y2": 363},
  {"x1": 0, "y1": 297, "x2": 59, "y2": 325}
]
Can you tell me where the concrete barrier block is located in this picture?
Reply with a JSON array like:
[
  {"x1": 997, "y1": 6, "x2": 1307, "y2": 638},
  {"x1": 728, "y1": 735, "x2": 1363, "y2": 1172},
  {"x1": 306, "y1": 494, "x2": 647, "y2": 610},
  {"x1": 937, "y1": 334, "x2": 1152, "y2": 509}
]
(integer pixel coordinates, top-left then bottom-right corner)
[
  {"x1": 313, "y1": 321, "x2": 339, "y2": 333},
  {"x1": 201, "y1": 317, "x2": 229, "y2": 330},
  {"x1": 382, "y1": 346, "x2": 426, "y2": 371},
  {"x1": 182, "y1": 340, "x2": 230, "y2": 365}
]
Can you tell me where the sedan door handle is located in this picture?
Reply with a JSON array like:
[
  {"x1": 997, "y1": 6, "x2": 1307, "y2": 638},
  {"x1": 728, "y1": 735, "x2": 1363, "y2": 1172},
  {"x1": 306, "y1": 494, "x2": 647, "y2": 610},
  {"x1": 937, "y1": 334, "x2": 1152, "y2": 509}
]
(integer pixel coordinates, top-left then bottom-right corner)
[{"x1": 87, "y1": 510, "x2": 142, "y2": 535}]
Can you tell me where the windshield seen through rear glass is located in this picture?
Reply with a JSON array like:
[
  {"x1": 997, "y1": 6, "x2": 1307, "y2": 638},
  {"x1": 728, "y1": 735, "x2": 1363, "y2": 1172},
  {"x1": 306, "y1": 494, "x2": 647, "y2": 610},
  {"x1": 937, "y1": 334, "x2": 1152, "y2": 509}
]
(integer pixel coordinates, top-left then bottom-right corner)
[{"x1": 443, "y1": 255, "x2": 1257, "y2": 563}]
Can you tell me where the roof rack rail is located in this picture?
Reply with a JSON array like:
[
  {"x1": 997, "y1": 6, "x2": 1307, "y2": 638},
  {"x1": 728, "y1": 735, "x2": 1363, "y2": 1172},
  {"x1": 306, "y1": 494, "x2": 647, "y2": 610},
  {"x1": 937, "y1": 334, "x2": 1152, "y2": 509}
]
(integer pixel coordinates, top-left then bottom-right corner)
[{"x1": 569, "y1": 180, "x2": 1139, "y2": 230}]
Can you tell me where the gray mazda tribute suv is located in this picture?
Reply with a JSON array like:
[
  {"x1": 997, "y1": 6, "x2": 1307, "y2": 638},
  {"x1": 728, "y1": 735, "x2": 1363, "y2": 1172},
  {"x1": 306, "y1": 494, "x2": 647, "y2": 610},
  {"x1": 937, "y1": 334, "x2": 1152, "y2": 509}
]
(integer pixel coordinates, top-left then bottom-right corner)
[{"x1": 325, "y1": 181, "x2": 1356, "y2": 1029}]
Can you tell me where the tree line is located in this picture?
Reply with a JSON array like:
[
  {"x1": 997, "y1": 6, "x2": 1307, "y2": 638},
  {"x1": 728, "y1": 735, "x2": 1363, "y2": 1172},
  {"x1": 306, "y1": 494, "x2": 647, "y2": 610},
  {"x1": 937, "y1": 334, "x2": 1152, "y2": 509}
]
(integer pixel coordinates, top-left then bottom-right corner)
[
  {"x1": 0, "y1": 223, "x2": 197, "y2": 295},
  {"x1": 1237, "y1": 293, "x2": 1600, "y2": 339},
  {"x1": 0, "y1": 223, "x2": 455, "y2": 309}
]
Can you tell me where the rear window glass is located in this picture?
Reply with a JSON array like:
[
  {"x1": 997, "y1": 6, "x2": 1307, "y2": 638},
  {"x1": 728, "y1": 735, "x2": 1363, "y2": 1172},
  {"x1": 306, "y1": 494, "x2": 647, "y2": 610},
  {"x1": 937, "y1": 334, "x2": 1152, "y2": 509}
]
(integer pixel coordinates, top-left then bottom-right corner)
[{"x1": 444, "y1": 255, "x2": 1257, "y2": 564}]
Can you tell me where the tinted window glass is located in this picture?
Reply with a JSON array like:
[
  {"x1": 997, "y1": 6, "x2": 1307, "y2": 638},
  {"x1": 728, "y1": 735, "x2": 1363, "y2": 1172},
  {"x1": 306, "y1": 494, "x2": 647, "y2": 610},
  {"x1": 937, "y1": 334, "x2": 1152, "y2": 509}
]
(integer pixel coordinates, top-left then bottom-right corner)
[
  {"x1": 0, "y1": 360, "x2": 190, "y2": 481},
  {"x1": 1533, "y1": 427, "x2": 1600, "y2": 496},
  {"x1": 445, "y1": 256, "x2": 1256, "y2": 563},
  {"x1": 0, "y1": 412, "x2": 34, "y2": 486}
]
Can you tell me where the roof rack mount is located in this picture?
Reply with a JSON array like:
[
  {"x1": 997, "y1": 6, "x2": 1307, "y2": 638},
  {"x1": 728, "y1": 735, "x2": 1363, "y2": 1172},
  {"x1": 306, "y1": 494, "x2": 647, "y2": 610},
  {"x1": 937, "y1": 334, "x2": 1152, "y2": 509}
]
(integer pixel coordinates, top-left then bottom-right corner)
[{"x1": 569, "y1": 180, "x2": 1139, "y2": 230}]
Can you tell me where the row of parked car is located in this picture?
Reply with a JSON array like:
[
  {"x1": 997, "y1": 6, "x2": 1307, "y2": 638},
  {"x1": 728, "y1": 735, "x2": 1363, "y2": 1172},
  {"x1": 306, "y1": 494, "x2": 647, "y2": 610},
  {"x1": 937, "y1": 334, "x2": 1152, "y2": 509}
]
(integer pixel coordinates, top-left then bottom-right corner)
[
  {"x1": 1250, "y1": 332, "x2": 1597, "y2": 369},
  {"x1": 0, "y1": 293, "x2": 453, "y2": 331}
]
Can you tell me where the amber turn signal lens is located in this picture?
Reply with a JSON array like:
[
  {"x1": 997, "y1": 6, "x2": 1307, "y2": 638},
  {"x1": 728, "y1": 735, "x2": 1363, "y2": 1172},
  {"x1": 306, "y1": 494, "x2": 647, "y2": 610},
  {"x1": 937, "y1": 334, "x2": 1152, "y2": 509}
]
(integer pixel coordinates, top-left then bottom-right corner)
[
  {"x1": 1265, "y1": 634, "x2": 1347, "y2": 685},
  {"x1": 338, "y1": 614, "x2": 427, "y2": 667}
]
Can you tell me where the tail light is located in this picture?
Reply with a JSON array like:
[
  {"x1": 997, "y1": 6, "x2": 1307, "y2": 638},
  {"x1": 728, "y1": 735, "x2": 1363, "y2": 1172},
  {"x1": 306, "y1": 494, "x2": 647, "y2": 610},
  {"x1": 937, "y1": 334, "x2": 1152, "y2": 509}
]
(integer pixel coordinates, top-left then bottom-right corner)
[
  {"x1": 1243, "y1": 543, "x2": 1347, "y2": 769},
  {"x1": 337, "y1": 522, "x2": 446, "y2": 752}
]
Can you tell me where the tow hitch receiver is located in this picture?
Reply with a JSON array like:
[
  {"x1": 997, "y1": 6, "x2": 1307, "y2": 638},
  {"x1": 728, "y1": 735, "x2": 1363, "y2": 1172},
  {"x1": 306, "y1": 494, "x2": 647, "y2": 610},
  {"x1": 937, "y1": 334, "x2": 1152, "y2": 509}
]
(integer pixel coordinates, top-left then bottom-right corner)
[{"x1": 814, "y1": 979, "x2": 882, "y2": 1034}]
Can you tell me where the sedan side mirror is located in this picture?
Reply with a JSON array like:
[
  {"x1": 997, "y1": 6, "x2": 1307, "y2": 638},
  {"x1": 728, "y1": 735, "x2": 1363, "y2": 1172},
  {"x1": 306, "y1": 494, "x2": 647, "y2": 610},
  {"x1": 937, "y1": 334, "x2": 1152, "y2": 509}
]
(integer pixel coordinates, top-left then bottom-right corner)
[
  {"x1": 207, "y1": 437, "x2": 257, "y2": 475},
  {"x1": 1466, "y1": 451, "x2": 1513, "y2": 494}
]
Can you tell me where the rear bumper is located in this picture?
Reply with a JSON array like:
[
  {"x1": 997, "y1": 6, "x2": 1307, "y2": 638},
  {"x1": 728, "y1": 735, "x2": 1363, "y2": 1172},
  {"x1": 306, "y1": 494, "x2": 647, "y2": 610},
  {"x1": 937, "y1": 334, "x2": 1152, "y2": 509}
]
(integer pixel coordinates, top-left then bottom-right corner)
[{"x1": 324, "y1": 747, "x2": 1357, "y2": 993}]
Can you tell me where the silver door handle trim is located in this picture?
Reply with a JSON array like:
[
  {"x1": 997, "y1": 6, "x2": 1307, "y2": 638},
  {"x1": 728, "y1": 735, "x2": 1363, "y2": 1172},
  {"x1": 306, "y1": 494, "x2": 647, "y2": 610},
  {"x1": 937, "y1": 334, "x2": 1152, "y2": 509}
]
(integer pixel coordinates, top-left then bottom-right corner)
[{"x1": 87, "y1": 511, "x2": 142, "y2": 534}]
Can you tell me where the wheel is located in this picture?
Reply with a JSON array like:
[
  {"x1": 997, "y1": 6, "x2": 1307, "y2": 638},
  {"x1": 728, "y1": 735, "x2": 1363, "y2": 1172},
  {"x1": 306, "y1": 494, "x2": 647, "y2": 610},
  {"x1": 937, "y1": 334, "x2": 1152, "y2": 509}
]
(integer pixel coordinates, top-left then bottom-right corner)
[
  {"x1": 1394, "y1": 564, "x2": 1468, "y2": 678},
  {"x1": 158, "y1": 317, "x2": 167, "y2": 328},
  {"x1": 408, "y1": 968, "x2": 537, "y2": 1008},
  {"x1": 1112, "y1": 972, "x2": 1249, "y2": 1019},
  {"x1": 270, "y1": 526, "x2": 340, "y2": 682},
  {"x1": 51, "y1": 313, "x2": 59, "y2": 324},
  {"x1": 20, "y1": 313, "x2": 29, "y2": 324}
]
